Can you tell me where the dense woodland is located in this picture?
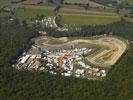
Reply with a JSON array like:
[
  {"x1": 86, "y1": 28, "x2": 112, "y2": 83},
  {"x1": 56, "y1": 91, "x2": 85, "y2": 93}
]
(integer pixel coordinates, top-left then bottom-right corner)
[
  {"x1": 47, "y1": 19, "x2": 133, "y2": 41},
  {"x1": 0, "y1": 18, "x2": 39, "y2": 67},
  {"x1": 0, "y1": 17, "x2": 133, "y2": 100}
]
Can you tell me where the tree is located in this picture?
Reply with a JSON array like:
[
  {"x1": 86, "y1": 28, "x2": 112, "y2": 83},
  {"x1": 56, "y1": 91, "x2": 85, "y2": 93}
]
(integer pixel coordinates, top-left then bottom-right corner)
[
  {"x1": 60, "y1": 0, "x2": 64, "y2": 4},
  {"x1": 84, "y1": 3, "x2": 90, "y2": 10},
  {"x1": 48, "y1": 0, "x2": 53, "y2": 3},
  {"x1": 54, "y1": 5, "x2": 61, "y2": 13},
  {"x1": 22, "y1": 20, "x2": 28, "y2": 26},
  {"x1": 116, "y1": 6, "x2": 120, "y2": 14}
]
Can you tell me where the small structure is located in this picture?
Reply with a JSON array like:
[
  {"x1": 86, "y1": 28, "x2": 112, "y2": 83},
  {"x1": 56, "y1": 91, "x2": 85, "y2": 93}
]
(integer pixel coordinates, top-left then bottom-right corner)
[
  {"x1": 20, "y1": 55, "x2": 30, "y2": 64},
  {"x1": 14, "y1": 46, "x2": 108, "y2": 79}
]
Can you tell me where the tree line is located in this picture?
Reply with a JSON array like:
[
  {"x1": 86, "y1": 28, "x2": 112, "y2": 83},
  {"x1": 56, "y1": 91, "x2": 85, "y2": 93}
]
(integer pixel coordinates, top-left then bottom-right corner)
[{"x1": 46, "y1": 19, "x2": 133, "y2": 41}]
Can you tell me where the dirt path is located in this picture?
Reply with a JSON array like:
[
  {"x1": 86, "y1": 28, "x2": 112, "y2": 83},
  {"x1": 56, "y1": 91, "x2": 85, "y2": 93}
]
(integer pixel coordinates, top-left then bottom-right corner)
[
  {"x1": 60, "y1": 8, "x2": 117, "y2": 16},
  {"x1": 35, "y1": 36, "x2": 128, "y2": 67},
  {"x1": 59, "y1": 13, "x2": 119, "y2": 18}
]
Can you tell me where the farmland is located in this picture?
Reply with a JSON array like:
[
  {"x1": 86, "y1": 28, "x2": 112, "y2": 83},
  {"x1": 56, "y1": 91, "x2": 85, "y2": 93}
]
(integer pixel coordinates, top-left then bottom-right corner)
[
  {"x1": 0, "y1": 2, "x2": 122, "y2": 25},
  {"x1": 63, "y1": 0, "x2": 105, "y2": 8},
  {"x1": 61, "y1": 15, "x2": 120, "y2": 25},
  {"x1": 0, "y1": 8, "x2": 54, "y2": 19}
]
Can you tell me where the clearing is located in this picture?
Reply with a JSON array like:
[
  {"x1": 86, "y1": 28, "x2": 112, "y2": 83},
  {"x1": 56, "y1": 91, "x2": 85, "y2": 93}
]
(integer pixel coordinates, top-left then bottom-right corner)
[{"x1": 35, "y1": 36, "x2": 128, "y2": 67}]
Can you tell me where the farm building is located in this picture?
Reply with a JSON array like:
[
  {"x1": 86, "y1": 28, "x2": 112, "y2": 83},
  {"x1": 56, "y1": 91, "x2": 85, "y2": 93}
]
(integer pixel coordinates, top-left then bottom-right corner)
[{"x1": 22, "y1": 0, "x2": 43, "y2": 5}]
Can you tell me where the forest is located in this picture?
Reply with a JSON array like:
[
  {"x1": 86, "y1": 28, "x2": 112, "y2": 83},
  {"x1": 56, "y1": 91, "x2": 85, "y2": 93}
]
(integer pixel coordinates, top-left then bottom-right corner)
[
  {"x1": 47, "y1": 19, "x2": 133, "y2": 41},
  {"x1": 0, "y1": 17, "x2": 39, "y2": 68},
  {"x1": 0, "y1": 17, "x2": 133, "y2": 100}
]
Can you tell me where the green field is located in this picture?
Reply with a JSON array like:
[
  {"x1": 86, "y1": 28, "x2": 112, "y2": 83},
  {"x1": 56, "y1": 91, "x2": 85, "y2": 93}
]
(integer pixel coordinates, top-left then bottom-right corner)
[
  {"x1": 48, "y1": 39, "x2": 67, "y2": 45},
  {"x1": 0, "y1": 0, "x2": 121, "y2": 25},
  {"x1": 0, "y1": 8, "x2": 54, "y2": 21},
  {"x1": 0, "y1": 7, "x2": 120, "y2": 25},
  {"x1": 0, "y1": 0, "x2": 12, "y2": 6},
  {"x1": 14, "y1": 8, "x2": 54, "y2": 19},
  {"x1": 61, "y1": 15, "x2": 120, "y2": 25}
]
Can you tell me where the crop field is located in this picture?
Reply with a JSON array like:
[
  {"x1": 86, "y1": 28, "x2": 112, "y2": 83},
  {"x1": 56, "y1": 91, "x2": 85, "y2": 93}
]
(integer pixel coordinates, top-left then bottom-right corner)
[
  {"x1": 13, "y1": 8, "x2": 54, "y2": 20},
  {"x1": 61, "y1": 15, "x2": 120, "y2": 25},
  {"x1": 35, "y1": 36, "x2": 128, "y2": 67},
  {"x1": 0, "y1": 0, "x2": 13, "y2": 6},
  {"x1": 0, "y1": 8, "x2": 54, "y2": 25},
  {"x1": 63, "y1": 0, "x2": 104, "y2": 8},
  {"x1": 0, "y1": 3, "x2": 121, "y2": 25}
]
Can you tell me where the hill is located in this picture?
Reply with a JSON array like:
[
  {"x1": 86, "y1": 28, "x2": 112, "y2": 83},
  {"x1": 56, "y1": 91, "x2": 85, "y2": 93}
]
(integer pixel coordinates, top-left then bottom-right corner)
[{"x1": 0, "y1": 17, "x2": 133, "y2": 100}]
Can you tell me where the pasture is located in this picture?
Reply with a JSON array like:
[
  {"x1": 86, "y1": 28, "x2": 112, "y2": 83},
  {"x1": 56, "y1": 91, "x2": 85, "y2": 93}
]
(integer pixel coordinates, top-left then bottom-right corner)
[
  {"x1": 61, "y1": 15, "x2": 120, "y2": 25},
  {"x1": 15, "y1": 8, "x2": 54, "y2": 19}
]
